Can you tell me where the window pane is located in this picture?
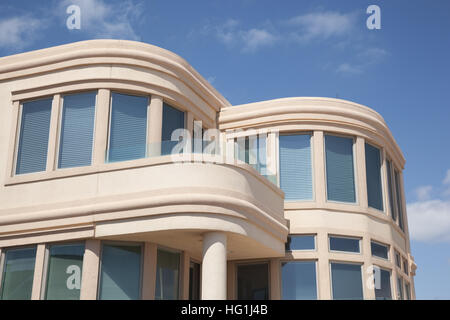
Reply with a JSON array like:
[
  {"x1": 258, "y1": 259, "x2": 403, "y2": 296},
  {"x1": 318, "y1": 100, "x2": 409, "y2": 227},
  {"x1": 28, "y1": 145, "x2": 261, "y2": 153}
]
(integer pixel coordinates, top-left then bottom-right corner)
[
  {"x1": 365, "y1": 143, "x2": 383, "y2": 210},
  {"x1": 404, "y1": 283, "x2": 411, "y2": 300},
  {"x1": 394, "y1": 170, "x2": 404, "y2": 230},
  {"x1": 403, "y1": 258, "x2": 408, "y2": 275},
  {"x1": 395, "y1": 251, "x2": 401, "y2": 268},
  {"x1": 279, "y1": 134, "x2": 313, "y2": 201},
  {"x1": 331, "y1": 263, "x2": 363, "y2": 300},
  {"x1": 325, "y1": 135, "x2": 356, "y2": 203},
  {"x1": 108, "y1": 93, "x2": 148, "y2": 162},
  {"x1": 387, "y1": 160, "x2": 397, "y2": 221},
  {"x1": 281, "y1": 261, "x2": 317, "y2": 300},
  {"x1": 397, "y1": 277, "x2": 404, "y2": 300},
  {"x1": 189, "y1": 262, "x2": 200, "y2": 300},
  {"x1": 237, "y1": 263, "x2": 269, "y2": 300},
  {"x1": 155, "y1": 249, "x2": 180, "y2": 300},
  {"x1": 16, "y1": 98, "x2": 52, "y2": 174},
  {"x1": 374, "y1": 268, "x2": 392, "y2": 300},
  {"x1": 98, "y1": 243, "x2": 142, "y2": 300},
  {"x1": 371, "y1": 241, "x2": 389, "y2": 260},
  {"x1": 45, "y1": 243, "x2": 85, "y2": 300},
  {"x1": 329, "y1": 236, "x2": 360, "y2": 253},
  {"x1": 58, "y1": 92, "x2": 96, "y2": 168},
  {"x1": 0, "y1": 247, "x2": 36, "y2": 300},
  {"x1": 161, "y1": 103, "x2": 185, "y2": 155},
  {"x1": 286, "y1": 235, "x2": 315, "y2": 251}
]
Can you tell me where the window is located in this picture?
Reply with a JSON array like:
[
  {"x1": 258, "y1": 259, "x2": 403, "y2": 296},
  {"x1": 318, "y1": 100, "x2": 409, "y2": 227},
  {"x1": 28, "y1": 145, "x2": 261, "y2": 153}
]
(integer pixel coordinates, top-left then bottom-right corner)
[
  {"x1": 330, "y1": 263, "x2": 363, "y2": 300},
  {"x1": 386, "y1": 160, "x2": 397, "y2": 221},
  {"x1": 189, "y1": 262, "x2": 200, "y2": 300},
  {"x1": 285, "y1": 235, "x2": 315, "y2": 251},
  {"x1": 403, "y1": 258, "x2": 408, "y2": 275},
  {"x1": 0, "y1": 247, "x2": 36, "y2": 300},
  {"x1": 279, "y1": 134, "x2": 313, "y2": 201},
  {"x1": 395, "y1": 251, "x2": 401, "y2": 268},
  {"x1": 394, "y1": 170, "x2": 404, "y2": 231},
  {"x1": 397, "y1": 277, "x2": 404, "y2": 300},
  {"x1": 16, "y1": 98, "x2": 52, "y2": 175},
  {"x1": 329, "y1": 236, "x2": 360, "y2": 253},
  {"x1": 404, "y1": 282, "x2": 411, "y2": 300},
  {"x1": 365, "y1": 143, "x2": 383, "y2": 211},
  {"x1": 161, "y1": 103, "x2": 185, "y2": 156},
  {"x1": 58, "y1": 92, "x2": 96, "y2": 169},
  {"x1": 325, "y1": 135, "x2": 356, "y2": 203},
  {"x1": 237, "y1": 263, "x2": 269, "y2": 300},
  {"x1": 155, "y1": 249, "x2": 180, "y2": 300},
  {"x1": 371, "y1": 241, "x2": 389, "y2": 260},
  {"x1": 281, "y1": 261, "x2": 317, "y2": 300},
  {"x1": 374, "y1": 267, "x2": 392, "y2": 300},
  {"x1": 44, "y1": 243, "x2": 85, "y2": 300},
  {"x1": 98, "y1": 243, "x2": 142, "y2": 300},
  {"x1": 108, "y1": 93, "x2": 148, "y2": 162}
]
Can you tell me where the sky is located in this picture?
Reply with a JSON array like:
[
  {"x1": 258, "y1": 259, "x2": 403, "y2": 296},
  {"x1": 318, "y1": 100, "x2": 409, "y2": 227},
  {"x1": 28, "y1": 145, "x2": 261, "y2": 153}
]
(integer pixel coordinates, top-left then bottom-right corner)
[{"x1": 0, "y1": 0, "x2": 449, "y2": 299}]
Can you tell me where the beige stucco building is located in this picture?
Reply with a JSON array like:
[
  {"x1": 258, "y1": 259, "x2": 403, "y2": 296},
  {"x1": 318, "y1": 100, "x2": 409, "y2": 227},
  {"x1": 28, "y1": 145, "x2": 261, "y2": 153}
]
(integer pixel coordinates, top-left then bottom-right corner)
[{"x1": 0, "y1": 40, "x2": 416, "y2": 300}]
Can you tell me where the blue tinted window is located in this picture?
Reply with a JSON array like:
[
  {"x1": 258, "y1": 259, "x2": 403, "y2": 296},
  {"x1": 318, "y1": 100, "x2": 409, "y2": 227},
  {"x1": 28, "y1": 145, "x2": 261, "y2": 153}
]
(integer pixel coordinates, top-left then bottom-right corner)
[
  {"x1": 281, "y1": 261, "x2": 317, "y2": 300},
  {"x1": 161, "y1": 103, "x2": 185, "y2": 155},
  {"x1": 325, "y1": 135, "x2": 356, "y2": 203},
  {"x1": 155, "y1": 249, "x2": 180, "y2": 300},
  {"x1": 237, "y1": 263, "x2": 269, "y2": 300},
  {"x1": 371, "y1": 241, "x2": 389, "y2": 259},
  {"x1": 16, "y1": 98, "x2": 52, "y2": 174},
  {"x1": 374, "y1": 268, "x2": 392, "y2": 300},
  {"x1": 279, "y1": 134, "x2": 313, "y2": 201},
  {"x1": 108, "y1": 93, "x2": 148, "y2": 162},
  {"x1": 329, "y1": 236, "x2": 360, "y2": 253},
  {"x1": 58, "y1": 92, "x2": 96, "y2": 168},
  {"x1": 365, "y1": 143, "x2": 383, "y2": 210},
  {"x1": 331, "y1": 263, "x2": 363, "y2": 300},
  {"x1": 286, "y1": 235, "x2": 315, "y2": 251}
]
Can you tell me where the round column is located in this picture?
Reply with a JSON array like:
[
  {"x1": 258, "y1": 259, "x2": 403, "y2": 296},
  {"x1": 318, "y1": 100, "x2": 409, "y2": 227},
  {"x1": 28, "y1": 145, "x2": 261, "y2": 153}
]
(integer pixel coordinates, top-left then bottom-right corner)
[{"x1": 201, "y1": 231, "x2": 227, "y2": 300}]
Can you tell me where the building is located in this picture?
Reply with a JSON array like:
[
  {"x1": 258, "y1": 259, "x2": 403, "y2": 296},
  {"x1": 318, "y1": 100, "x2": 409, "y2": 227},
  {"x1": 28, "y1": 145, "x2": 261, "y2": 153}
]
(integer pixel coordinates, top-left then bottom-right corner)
[{"x1": 0, "y1": 40, "x2": 416, "y2": 300}]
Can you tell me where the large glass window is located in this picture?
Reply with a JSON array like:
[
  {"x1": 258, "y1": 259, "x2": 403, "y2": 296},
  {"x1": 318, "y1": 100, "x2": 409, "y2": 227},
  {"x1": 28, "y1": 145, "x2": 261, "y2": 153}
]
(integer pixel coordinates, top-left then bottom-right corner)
[
  {"x1": 330, "y1": 263, "x2": 363, "y2": 300},
  {"x1": 44, "y1": 243, "x2": 85, "y2": 300},
  {"x1": 374, "y1": 267, "x2": 392, "y2": 300},
  {"x1": 394, "y1": 170, "x2": 405, "y2": 231},
  {"x1": 395, "y1": 250, "x2": 401, "y2": 268},
  {"x1": 0, "y1": 247, "x2": 36, "y2": 300},
  {"x1": 161, "y1": 103, "x2": 185, "y2": 156},
  {"x1": 279, "y1": 134, "x2": 313, "y2": 201},
  {"x1": 365, "y1": 143, "x2": 383, "y2": 211},
  {"x1": 386, "y1": 160, "x2": 396, "y2": 220},
  {"x1": 285, "y1": 235, "x2": 315, "y2": 251},
  {"x1": 16, "y1": 98, "x2": 52, "y2": 175},
  {"x1": 98, "y1": 243, "x2": 142, "y2": 300},
  {"x1": 325, "y1": 135, "x2": 356, "y2": 203},
  {"x1": 397, "y1": 277, "x2": 404, "y2": 300},
  {"x1": 404, "y1": 282, "x2": 411, "y2": 300},
  {"x1": 329, "y1": 236, "x2": 360, "y2": 253},
  {"x1": 58, "y1": 92, "x2": 96, "y2": 169},
  {"x1": 371, "y1": 241, "x2": 389, "y2": 260},
  {"x1": 155, "y1": 249, "x2": 180, "y2": 300},
  {"x1": 189, "y1": 261, "x2": 200, "y2": 300},
  {"x1": 403, "y1": 258, "x2": 408, "y2": 275},
  {"x1": 281, "y1": 261, "x2": 317, "y2": 300},
  {"x1": 108, "y1": 93, "x2": 148, "y2": 162},
  {"x1": 237, "y1": 263, "x2": 269, "y2": 300}
]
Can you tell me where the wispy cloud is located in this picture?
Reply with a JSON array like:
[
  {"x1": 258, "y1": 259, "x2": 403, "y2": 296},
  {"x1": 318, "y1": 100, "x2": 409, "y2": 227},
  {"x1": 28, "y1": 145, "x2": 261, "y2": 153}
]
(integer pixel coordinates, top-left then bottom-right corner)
[
  {"x1": 336, "y1": 47, "x2": 388, "y2": 75},
  {"x1": 408, "y1": 169, "x2": 450, "y2": 243},
  {"x1": 336, "y1": 63, "x2": 362, "y2": 75},
  {"x1": 0, "y1": 15, "x2": 47, "y2": 49},
  {"x1": 60, "y1": 0, "x2": 143, "y2": 40},
  {"x1": 287, "y1": 11, "x2": 357, "y2": 43}
]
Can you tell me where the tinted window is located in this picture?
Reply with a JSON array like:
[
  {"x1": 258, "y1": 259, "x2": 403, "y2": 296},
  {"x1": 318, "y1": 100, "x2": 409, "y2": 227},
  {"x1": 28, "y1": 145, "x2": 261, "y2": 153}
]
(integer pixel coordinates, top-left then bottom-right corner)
[
  {"x1": 329, "y1": 236, "x2": 360, "y2": 253},
  {"x1": 237, "y1": 263, "x2": 269, "y2": 300},
  {"x1": 371, "y1": 241, "x2": 389, "y2": 260},
  {"x1": 286, "y1": 235, "x2": 315, "y2": 251},
  {"x1": 281, "y1": 261, "x2": 317, "y2": 300},
  {"x1": 331, "y1": 263, "x2": 363, "y2": 300}
]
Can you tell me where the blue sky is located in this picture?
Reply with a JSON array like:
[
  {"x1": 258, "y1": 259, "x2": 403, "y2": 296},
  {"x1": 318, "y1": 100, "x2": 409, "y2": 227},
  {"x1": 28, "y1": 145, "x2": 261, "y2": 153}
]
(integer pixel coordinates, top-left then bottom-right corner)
[{"x1": 0, "y1": 0, "x2": 449, "y2": 299}]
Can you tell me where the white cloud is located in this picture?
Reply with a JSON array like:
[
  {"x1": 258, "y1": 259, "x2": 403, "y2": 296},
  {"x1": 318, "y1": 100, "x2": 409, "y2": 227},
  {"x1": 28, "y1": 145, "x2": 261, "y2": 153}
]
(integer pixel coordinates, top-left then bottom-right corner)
[
  {"x1": 215, "y1": 19, "x2": 277, "y2": 53},
  {"x1": 407, "y1": 200, "x2": 450, "y2": 243},
  {"x1": 61, "y1": 0, "x2": 142, "y2": 40},
  {"x1": 336, "y1": 63, "x2": 362, "y2": 75},
  {"x1": 415, "y1": 185, "x2": 433, "y2": 201},
  {"x1": 287, "y1": 11, "x2": 357, "y2": 42},
  {"x1": 0, "y1": 16, "x2": 46, "y2": 49},
  {"x1": 443, "y1": 169, "x2": 450, "y2": 185}
]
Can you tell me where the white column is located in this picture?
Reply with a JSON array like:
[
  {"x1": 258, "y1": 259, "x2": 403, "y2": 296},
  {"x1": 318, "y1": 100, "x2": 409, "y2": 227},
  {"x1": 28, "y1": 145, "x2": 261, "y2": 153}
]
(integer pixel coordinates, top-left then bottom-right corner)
[{"x1": 201, "y1": 232, "x2": 227, "y2": 300}]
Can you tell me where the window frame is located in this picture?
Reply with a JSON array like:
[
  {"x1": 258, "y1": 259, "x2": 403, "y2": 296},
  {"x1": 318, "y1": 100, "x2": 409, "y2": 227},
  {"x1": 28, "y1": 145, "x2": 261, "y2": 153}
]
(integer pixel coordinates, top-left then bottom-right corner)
[
  {"x1": 55, "y1": 92, "x2": 98, "y2": 170},
  {"x1": 97, "y1": 241, "x2": 144, "y2": 300},
  {"x1": 329, "y1": 261, "x2": 364, "y2": 300},
  {"x1": 364, "y1": 141, "x2": 385, "y2": 212},
  {"x1": 155, "y1": 245, "x2": 182, "y2": 300},
  {"x1": 370, "y1": 240, "x2": 390, "y2": 261},
  {"x1": 285, "y1": 234, "x2": 316, "y2": 252},
  {"x1": 324, "y1": 133, "x2": 358, "y2": 205},
  {"x1": 328, "y1": 235, "x2": 362, "y2": 254}
]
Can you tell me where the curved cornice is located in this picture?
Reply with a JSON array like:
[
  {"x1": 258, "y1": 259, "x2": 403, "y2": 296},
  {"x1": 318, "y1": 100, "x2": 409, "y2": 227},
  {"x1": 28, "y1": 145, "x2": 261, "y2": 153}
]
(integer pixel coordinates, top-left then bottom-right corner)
[
  {"x1": 219, "y1": 97, "x2": 405, "y2": 167},
  {"x1": 0, "y1": 39, "x2": 230, "y2": 110}
]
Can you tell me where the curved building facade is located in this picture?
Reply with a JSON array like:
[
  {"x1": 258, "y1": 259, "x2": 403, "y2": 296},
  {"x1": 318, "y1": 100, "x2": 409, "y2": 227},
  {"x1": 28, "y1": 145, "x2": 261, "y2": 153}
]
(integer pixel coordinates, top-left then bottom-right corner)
[{"x1": 0, "y1": 40, "x2": 416, "y2": 300}]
